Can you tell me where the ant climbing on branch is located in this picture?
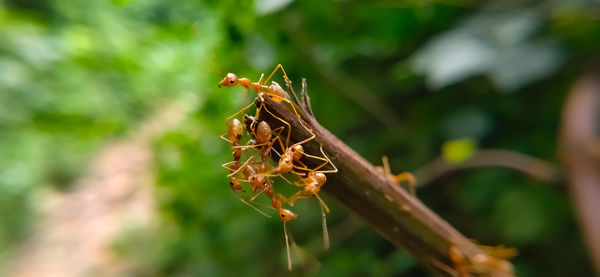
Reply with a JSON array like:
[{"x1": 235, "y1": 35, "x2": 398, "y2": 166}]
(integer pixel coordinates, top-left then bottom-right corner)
[
  {"x1": 287, "y1": 146, "x2": 338, "y2": 250},
  {"x1": 218, "y1": 64, "x2": 315, "y2": 149}
]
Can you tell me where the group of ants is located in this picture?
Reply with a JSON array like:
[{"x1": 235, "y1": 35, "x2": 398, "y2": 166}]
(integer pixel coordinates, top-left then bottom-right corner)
[{"x1": 217, "y1": 65, "x2": 514, "y2": 275}]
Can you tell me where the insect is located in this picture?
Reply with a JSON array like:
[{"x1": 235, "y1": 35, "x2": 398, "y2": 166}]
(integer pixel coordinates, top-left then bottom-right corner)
[
  {"x1": 448, "y1": 244, "x2": 516, "y2": 277},
  {"x1": 219, "y1": 67, "x2": 339, "y2": 270},
  {"x1": 379, "y1": 156, "x2": 417, "y2": 196},
  {"x1": 222, "y1": 157, "x2": 273, "y2": 218},
  {"x1": 220, "y1": 119, "x2": 278, "y2": 218},
  {"x1": 271, "y1": 193, "x2": 298, "y2": 271},
  {"x1": 228, "y1": 155, "x2": 300, "y2": 271},
  {"x1": 218, "y1": 64, "x2": 315, "y2": 150},
  {"x1": 287, "y1": 146, "x2": 338, "y2": 249}
]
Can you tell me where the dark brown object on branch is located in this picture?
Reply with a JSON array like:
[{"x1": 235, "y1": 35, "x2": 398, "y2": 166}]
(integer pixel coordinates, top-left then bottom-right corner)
[
  {"x1": 255, "y1": 79, "x2": 514, "y2": 276},
  {"x1": 559, "y1": 72, "x2": 600, "y2": 275}
]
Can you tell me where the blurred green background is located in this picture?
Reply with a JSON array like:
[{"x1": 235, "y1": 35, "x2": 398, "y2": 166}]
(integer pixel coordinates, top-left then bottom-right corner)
[{"x1": 1, "y1": 0, "x2": 598, "y2": 276}]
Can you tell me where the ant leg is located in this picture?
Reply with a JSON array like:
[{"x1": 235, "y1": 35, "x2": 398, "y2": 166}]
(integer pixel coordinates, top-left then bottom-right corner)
[
  {"x1": 291, "y1": 180, "x2": 307, "y2": 188},
  {"x1": 227, "y1": 156, "x2": 254, "y2": 177},
  {"x1": 288, "y1": 190, "x2": 311, "y2": 204},
  {"x1": 263, "y1": 125, "x2": 286, "y2": 156},
  {"x1": 315, "y1": 194, "x2": 330, "y2": 250},
  {"x1": 395, "y1": 172, "x2": 417, "y2": 197},
  {"x1": 294, "y1": 146, "x2": 338, "y2": 174},
  {"x1": 222, "y1": 161, "x2": 239, "y2": 172},
  {"x1": 231, "y1": 142, "x2": 271, "y2": 149},
  {"x1": 226, "y1": 101, "x2": 256, "y2": 122},
  {"x1": 382, "y1": 156, "x2": 392, "y2": 177},
  {"x1": 264, "y1": 93, "x2": 315, "y2": 143},
  {"x1": 258, "y1": 64, "x2": 312, "y2": 138},
  {"x1": 292, "y1": 161, "x2": 313, "y2": 173},
  {"x1": 219, "y1": 133, "x2": 234, "y2": 144},
  {"x1": 257, "y1": 73, "x2": 265, "y2": 86},
  {"x1": 270, "y1": 134, "x2": 287, "y2": 156},
  {"x1": 292, "y1": 145, "x2": 335, "y2": 173},
  {"x1": 278, "y1": 173, "x2": 292, "y2": 185},
  {"x1": 250, "y1": 187, "x2": 267, "y2": 202},
  {"x1": 271, "y1": 125, "x2": 286, "y2": 136},
  {"x1": 260, "y1": 101, "x2": 292, "y2": 149},
  {"x1": 263, "y1": 64, "x2": 288, "y2": 86},
  {"x1": 235, "y1": 193, "x2": 272, "y2": 218},
  {"x1": 314, "y1": 193, "x2": 330, "y2": 213},
  {"x1": 315, "y1": 146, "x2": 338, "y2": 174},
  {"x1": 292, "y1": 155, "x2": 328, "y2": 173}
]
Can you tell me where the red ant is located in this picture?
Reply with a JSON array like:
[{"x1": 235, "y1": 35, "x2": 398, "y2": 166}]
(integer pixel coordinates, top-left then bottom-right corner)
[
  {"x1": 222, "y1": 157, "x2": 274, "y2": 218},
  {"x1": 218, "y1": 64, "x2": 316, "y2": 151},
  {"x1": 220, "y1": 118, "x2": 279, "y2": 218},
  {"x1": 286, "y1": 146, "x2": 338, "y2": 249},
  {"x1": 271, "y1": 193, "x2": 298, "y2": 271},
  {"x1": 448, "y1": 244, "x2": 516, "y2": 277},
  {"x1": 226, "y1": 155, "x2": 299, "y2": 271}
]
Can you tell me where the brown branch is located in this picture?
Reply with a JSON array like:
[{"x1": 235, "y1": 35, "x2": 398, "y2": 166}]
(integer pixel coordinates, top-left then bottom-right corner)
[
  {"x1": 255, "y1": 89, "x2": 513, "y2": 276},
  {"x1": 414, "y1": 149, "x2": 564, "y2": 187},
  {"x1": 559, "y1": 71, "x2": 600, "y2": 275}
]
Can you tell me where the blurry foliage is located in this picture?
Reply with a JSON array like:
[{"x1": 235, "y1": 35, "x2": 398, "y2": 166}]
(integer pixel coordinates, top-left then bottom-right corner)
[
  {"x1": 442, "y1": 137, "x2": 477, "y2": 164},
  {"x1": 1, "y1": 0, "x2": 599, "y2": 276}
]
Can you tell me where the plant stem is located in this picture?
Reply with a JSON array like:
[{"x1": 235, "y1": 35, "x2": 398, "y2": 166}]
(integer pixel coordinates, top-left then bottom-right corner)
[{"x1": 255, "y1": 91, "x2": 512, "y2": 276}]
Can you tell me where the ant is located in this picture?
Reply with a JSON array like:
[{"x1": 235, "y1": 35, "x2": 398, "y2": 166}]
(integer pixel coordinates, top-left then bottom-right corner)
[
  {"x1": 240, "y1": 115, "x2": 326, "y2": 186},
  {"x1": 220, "y1": 119, "x2": 279, "y2": 217},
  {"x1": 379, "y1": 156, "x2": 417, "y2": 197},
  {"x1": 239, "y1": 115, "x2": 335, "y2": 249},
  {"x1": 227, "y1": 155, "x2": 299, "y2": 271},
  {"x1": 286, "y1": 146, "x2": 338, "y2": 250},
  {"x1": 448, "y1": 244, "x2": 516, "y2": 277},
  {"x1": 271, "y1": 193, "x2": 298, "y2": 271},
  {"x1": 223, "y1": 157, "x2": 273, "y2": 218},
  {"x1": 218, "y1": 64, "x2": 315, "y2": 150}
]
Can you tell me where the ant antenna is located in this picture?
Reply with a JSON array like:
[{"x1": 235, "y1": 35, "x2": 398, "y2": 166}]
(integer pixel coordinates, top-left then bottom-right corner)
[
  {"x1": 284, "y1": 221, "x2": 293, "y2": 271},
  {"x1": 236, "y1": 194, "x2": 272, "y2": 218},
  {"x1": 315, "y1": 194, "x2": 330, "y2": 250}
]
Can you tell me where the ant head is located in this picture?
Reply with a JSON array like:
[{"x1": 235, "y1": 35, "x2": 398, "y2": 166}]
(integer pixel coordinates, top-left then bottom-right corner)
[
  {"x1": 309, "y1": 172, "x2": 327, "y2": 186},
  {"x1": 228, "y1": 177, "x2": 243, "y2": 191},
  {"x1": 279, "y1": 208, "x2": 298, "y2": 222},
  {"x1": 250, "y1": 174, "x2": 266, "y2": 188},
  {"x1": 278, "y1": 154, "x2": 293, "y2": 173},
  {"x1": 218, "y1": 73, "x2": 238, "y2": 88},
  {"x1": 290, "y1": 144, "x2": 303, "y2": 160}
]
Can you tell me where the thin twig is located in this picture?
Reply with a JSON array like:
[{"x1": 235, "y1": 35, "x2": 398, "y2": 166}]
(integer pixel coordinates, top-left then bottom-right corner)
[
  {"x1": 559, "y1": 71, "x2": 600, "y2": 275},
  {"x1": 414, "y1": 149, "x2": 564, "y2": 187}
]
